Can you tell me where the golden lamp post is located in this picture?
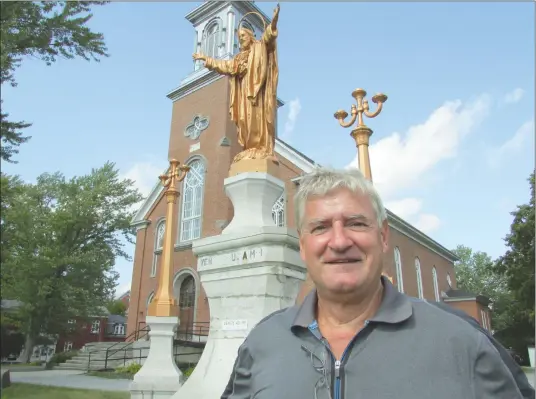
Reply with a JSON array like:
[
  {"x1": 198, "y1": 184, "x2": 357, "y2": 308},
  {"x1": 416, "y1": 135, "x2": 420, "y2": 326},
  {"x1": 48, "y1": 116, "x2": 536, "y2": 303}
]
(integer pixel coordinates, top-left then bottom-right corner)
[
  {"x1": 334, "y1": 88, "x2": 388, "y2": 181},
  {"x1": 147, "y1": 159, "x2": 190, "y2": 318}
]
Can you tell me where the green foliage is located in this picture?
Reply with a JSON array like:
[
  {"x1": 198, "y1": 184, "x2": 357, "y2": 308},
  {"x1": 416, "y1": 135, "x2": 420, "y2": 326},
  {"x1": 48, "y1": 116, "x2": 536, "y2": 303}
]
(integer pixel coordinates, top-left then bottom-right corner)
[
  {"x1": 115, "y1": 362, "x2": 141, "y2": 375},
  {"x1": 183, "y1": 366, "x2": 195, "y2": 377},
  {"x1": 106, "y1": 299, "x2": 127, "y2": 316},
  {"x1": 494, "y1": 172, "x2": 535, "y2": 353},
  {"x1": 1, "y1": 162, "x2": 143, "y2": 360},
  {"x1": 0, "y1": 319, "x2": 25, "y2": 358},
  {"x1": 451, "y1": 244, "x2": 513, "y2": 334},
  {"x1": 0, "y1": 105, "x2": 31, "y2": 164},
  {"x1": 0, "y1": 1, "x2": 110, "y2": 162},
  {"x1": 47, "y1": 350, "x2": 78, "y2": 367}
]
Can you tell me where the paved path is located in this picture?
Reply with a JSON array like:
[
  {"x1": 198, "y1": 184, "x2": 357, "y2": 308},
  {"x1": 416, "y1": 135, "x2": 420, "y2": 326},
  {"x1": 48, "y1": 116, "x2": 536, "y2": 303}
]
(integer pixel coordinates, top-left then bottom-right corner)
[{"x1": 7, "y1": 369, "x2": 131, "y2": 391}]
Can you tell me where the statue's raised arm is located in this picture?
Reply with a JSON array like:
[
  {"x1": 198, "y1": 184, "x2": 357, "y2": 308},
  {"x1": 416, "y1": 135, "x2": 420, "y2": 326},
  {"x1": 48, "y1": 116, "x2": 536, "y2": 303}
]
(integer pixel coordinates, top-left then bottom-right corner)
[{"x1": 263, "y1": 3, "x2": 280, "y2": 47}]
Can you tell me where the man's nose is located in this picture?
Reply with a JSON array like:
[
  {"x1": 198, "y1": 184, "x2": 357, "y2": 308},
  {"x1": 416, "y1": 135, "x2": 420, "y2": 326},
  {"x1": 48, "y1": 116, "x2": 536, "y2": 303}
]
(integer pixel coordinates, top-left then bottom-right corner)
[{"x1": 327, "y1": 222, "x2": 352, "y2": 252}]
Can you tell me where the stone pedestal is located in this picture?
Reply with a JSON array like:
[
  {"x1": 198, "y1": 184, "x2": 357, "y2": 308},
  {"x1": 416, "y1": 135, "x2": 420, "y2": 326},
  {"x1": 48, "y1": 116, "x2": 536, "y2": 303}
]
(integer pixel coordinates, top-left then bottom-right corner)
[
  {"x1": 172, "y1": 173, "x2": 306, "y2": 399},
  {"x1": 130, "y1": 316, "x2": 183, "y2": 399}
]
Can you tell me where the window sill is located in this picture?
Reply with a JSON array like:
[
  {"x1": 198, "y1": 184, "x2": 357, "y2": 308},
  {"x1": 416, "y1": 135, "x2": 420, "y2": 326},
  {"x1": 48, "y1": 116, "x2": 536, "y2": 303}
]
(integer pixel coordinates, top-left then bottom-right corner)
[{"x1": 174, "y1": 242, "x2": 193, "y2": 251}]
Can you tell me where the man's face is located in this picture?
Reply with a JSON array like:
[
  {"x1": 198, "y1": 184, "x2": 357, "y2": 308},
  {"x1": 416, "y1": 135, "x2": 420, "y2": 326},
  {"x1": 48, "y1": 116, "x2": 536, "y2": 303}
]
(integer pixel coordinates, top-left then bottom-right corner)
[
  {"x1": 299, "y1": 187, "x2": 389, "y2": 296},
  {"x1": 238, "y1": 29, "x2": 253, "y2": 50}
]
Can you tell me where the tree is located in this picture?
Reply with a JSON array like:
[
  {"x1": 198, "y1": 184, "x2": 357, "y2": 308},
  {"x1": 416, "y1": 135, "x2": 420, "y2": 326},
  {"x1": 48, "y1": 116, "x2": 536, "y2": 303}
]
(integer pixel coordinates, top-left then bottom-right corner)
[
  {"x1": 0, "y1": 1, "x2": 109, "y2": 162},
  {"x1": 451, "y1": 244, "x2": 514, "y2": 334},
  {"x1": 0, "y1": 162, "x2": 142, "y2": 362},
  {"x1": 494, "y1": 172, "x2": 535, "y2": 357},
  {"x1": 106, "y1": 299, "x2": 127, "y2": 316}
]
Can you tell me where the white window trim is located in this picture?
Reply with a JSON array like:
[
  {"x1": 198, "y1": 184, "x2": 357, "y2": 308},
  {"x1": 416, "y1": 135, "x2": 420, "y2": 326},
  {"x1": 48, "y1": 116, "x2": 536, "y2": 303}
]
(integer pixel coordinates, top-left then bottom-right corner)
[
  {"x1": 90, "y1": 320, "x2": 100, "y2": 334},
  {"x1": 394, "y1": 247, "x2": 404, "y2": 293},
  {"x1": 179, "y1": 159, "x2": 205, "y2": 243},
  {"x1": 114, "y1": 324, "x2": 125, "y2": 335},
  {"x1": 151, "y1": 220, "x2": 165, "y2": 278},
  {"x1": 272, "y1": 193, "x2": 286, "y2": 227},
  {"x1": 432, "y1": 266, "x2": 440, "y2": 301},
  {"x1": 202, "y1": 18, "x2": 222, "y2": 59},
  {"x1": 447, "y1": 273, "x2": 452, "y2": 288},
  {"x1": 415, "y1": 258, "x2": 424, "y2": 299}
]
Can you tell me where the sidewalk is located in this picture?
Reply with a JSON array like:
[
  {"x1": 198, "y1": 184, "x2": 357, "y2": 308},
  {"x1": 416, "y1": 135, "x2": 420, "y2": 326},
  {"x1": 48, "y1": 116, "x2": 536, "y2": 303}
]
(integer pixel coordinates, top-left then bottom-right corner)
[{"x1": 7, "y1": 369, "x2": 131, "y2": 391}]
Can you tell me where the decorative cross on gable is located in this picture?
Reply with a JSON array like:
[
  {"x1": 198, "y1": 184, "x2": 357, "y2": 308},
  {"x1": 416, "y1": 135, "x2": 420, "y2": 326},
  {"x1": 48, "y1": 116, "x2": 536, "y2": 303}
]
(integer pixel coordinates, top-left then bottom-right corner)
[{"x1": 184, "y1": 115, "x2": 209, "y2": 140}]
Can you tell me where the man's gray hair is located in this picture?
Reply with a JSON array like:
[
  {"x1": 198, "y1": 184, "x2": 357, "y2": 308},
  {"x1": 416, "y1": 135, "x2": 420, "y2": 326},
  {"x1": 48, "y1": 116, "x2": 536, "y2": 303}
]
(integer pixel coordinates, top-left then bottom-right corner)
[{"x1": 294, "y1": 167, "x2": 387, "y2": 230}]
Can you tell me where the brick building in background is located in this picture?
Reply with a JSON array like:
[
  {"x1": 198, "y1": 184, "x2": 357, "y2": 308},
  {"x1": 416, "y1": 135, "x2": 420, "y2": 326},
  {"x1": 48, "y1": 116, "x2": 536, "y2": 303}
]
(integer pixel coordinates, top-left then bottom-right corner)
[{"x1": 125, "y1": 1, "x2": 491, "y2": 340}]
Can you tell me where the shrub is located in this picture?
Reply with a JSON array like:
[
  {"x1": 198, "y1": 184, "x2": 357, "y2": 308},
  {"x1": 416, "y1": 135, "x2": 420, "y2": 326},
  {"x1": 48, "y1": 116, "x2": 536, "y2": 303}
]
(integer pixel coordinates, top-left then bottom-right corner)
[
  {"x1": 45, "y1": 350, "x2": 78, "y2": 369},
  {"x1": 183, "y1": 366, "x2": 195, "y2": 377},
  {"x1": 115, "y1": 362, "x2": 142, "y2": 375}
]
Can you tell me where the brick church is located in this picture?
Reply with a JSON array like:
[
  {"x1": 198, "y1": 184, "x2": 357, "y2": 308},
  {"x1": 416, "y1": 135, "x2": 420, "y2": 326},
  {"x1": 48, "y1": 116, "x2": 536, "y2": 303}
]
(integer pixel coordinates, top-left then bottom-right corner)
[{"x1": 125, "y1": 1, "x2": 492, "y2": 339}]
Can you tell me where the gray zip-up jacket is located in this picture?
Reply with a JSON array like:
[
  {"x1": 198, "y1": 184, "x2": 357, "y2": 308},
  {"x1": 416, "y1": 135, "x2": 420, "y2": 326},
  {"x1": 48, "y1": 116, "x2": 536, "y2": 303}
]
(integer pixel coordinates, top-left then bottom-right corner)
[{"x1": 222, "y1": 278, "x2": 524, "y2": 399}]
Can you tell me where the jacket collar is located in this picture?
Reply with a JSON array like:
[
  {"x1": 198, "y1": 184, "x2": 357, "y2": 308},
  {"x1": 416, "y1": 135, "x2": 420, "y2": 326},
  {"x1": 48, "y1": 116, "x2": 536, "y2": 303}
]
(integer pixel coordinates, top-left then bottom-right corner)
[{"x1": 291, "y1": 276, "x2": 413, "y2": 329}]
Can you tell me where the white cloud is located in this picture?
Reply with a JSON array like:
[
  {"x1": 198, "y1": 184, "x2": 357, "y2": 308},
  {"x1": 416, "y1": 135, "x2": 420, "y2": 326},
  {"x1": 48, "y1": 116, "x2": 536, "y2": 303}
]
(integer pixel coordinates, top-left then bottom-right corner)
[
  {"x1": 414, "y1": 214, "x2": 441, "y2": 233},
  {"x1": 503, "y1": 88, "x2": 525, "y2": 104},
  {"x1": 352, "y1": 94, "x2": 491, "y2": 198},
  {"x1": 115, "y1": 282, "x2": 131, "y2": 298},
  {"x1": 487, "y1": 120, "x2": 534, "y2": 168},
  {"x1": 281, "y1": 98, "x2": 301, "y2": 142},
  {"x1": 348, "y1": 94, "x2": 492, "y2": 235},
  {"x1": 120, "y1": 160, "x2": 168, "y2": 199},
  {"x1": 384, "y1": 198, "x2": 422, "y2": 220}
]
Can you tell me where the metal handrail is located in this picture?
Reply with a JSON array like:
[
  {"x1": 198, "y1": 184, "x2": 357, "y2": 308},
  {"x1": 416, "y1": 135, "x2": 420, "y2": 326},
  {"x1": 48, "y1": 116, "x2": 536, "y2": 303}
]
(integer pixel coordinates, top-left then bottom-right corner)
[{"x1": 87, "y1": 346, "x2": 203, "y2": 372}]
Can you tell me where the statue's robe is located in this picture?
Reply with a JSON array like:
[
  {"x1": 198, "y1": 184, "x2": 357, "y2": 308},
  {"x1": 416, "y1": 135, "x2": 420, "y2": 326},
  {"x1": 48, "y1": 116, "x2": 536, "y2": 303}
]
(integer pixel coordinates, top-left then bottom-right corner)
[{"x1": 205, "y1": 26, "x2": 279, "y2": 160}]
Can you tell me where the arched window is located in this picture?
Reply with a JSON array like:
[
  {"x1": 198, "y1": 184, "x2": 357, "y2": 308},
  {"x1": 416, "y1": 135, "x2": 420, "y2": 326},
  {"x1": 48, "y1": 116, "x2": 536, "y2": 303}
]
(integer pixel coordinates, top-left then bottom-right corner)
[
  {"x1": 203, "y1": 20, "x2": 220, "y2": 58},
  {"x1": 394, "y1": 247, "x2": 404, "y2": 293},
  {"x1": 415, "y1": 257, "x2": 423, "y2": 299},
  {"x1": 177, "y1": 274, "x2": 197, "y2": 338},
  {"x1": 151, "y1": 220, "x2": 165, "y2": 277},
  {"x1": 272, "y1": 193, "x2": 285, "y2": 227},
  {"x1": 180, "y1": 159, "x2": 205, "y2": 242},
  {"x1": 146, "y1": 292, "x2": 155, "y2": 311},
  {"x1": 447, "y1": 273, "x2": 452, "y2": 288},
  {"x1": 432, "y1": 266, "x2": 440, "y2": 301}
]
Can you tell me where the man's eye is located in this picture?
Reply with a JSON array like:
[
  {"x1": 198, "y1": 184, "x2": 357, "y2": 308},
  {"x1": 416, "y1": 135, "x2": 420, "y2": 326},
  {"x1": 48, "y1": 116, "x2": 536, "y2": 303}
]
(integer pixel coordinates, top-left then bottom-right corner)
[{"x1": 311, "y1": 226, "x2": 326, "y2": 233}]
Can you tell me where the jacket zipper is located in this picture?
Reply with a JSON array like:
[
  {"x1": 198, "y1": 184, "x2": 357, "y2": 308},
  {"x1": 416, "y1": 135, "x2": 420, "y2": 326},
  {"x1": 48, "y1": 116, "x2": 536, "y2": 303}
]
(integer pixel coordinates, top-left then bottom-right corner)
[
  {"x1": 334, "y1": 360, "x2": 341, "y2": 399},
  {"x1": 333, "y1": 320, "x2": 370, "y2": 399}
]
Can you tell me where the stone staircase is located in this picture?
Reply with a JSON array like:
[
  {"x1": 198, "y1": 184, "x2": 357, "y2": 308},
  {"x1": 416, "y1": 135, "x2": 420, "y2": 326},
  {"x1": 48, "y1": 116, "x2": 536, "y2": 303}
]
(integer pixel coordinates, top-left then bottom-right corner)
[{"x1": 55, "y1": 341, "x2": 133, "y2": 371}]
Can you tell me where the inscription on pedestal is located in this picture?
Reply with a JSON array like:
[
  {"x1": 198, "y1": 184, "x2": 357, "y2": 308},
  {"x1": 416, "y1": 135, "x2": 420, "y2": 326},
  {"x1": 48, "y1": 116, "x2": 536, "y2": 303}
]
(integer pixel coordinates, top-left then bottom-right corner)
[
  {"x1": 222, "y1": 319, "x2": 248, "y2": 331},
  {"x1": 198, "y1": 247, "x2": 264, "y2": 268}
]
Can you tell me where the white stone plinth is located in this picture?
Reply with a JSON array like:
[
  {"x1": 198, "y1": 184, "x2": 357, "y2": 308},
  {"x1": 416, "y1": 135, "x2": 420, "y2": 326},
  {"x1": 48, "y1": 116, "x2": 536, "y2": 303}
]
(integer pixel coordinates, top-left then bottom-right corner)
[
  {"x1": 130, "y1": 316, "x2": 183, "y2": 399},
  {"x1": 222, "y1": 172, "x2": 284, "y2": 235},
  {"x1": 172, "y1": 172, "x2": 306, "y2": 399}
]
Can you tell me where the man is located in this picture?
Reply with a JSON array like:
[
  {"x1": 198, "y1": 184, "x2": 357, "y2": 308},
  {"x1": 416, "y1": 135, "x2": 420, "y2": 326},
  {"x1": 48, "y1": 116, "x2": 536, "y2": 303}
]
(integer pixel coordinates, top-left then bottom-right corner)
[
  {"x1": 222, "y1": 167, "x2": 524, "y2": 399},
  {"x1": 296, "y1": 274, "x2": 535, "y2": 398}
]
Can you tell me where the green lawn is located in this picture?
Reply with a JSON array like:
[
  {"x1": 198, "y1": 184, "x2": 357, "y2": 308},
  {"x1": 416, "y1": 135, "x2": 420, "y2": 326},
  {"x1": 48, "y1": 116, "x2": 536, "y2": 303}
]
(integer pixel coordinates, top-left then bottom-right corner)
[{"x1": 1, "y1": 383, "x2": 129, "y2": 399}]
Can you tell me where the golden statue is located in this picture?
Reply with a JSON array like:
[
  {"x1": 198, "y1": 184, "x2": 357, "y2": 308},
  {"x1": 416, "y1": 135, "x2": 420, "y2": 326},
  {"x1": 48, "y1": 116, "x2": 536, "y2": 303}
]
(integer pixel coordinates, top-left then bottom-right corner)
[{"x1": 193, "y1": 4, "x2": 280, "y2": 164}]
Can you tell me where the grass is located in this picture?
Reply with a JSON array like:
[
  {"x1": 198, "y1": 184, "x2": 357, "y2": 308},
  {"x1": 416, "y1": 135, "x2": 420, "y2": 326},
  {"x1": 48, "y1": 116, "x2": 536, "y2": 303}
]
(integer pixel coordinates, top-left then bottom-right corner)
[
  {"x1": 86, "y1": 371, "x2": 133, "y2": 380},
  {"x1": 1, "y1": 383, "x2": 129, "y2": 399},
  {"x1": 1, "y1": 363, "x2": 42, "y2": 368}
]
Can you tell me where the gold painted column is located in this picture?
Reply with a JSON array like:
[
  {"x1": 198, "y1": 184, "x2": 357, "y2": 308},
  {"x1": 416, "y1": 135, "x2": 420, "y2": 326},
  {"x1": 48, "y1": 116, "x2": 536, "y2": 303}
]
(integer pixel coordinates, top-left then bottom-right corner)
[
  {"x1": 147, "y1": 159, "x2": 190, "y2": 317},
  {"x1": 334, "y1": 88, "x2": 388, "y2": 181}
]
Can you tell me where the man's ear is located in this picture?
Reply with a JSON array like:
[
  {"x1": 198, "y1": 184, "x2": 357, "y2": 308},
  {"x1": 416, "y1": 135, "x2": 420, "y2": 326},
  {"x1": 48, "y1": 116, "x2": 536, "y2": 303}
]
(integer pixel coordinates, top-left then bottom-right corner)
[
  {"x1": 380, "y1": 219, "x2": 390, "y2": 253},
  {"x1": 298, "y1": 233, "x2": 306, "y2": 263}
]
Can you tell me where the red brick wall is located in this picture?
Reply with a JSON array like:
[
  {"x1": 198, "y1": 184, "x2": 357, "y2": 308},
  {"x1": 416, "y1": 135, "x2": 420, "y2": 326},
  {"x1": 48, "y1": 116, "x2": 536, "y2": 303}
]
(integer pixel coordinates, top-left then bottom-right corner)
[{"x1": 56, "y1": 317, "x2": 123, "y2": 352}]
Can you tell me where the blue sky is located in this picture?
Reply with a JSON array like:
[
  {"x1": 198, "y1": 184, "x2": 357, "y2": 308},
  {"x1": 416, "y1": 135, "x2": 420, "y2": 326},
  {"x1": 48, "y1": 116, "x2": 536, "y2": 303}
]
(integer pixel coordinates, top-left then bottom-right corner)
[{"x1": 2, "y1": 2, "x2": 534, "y2": 296}]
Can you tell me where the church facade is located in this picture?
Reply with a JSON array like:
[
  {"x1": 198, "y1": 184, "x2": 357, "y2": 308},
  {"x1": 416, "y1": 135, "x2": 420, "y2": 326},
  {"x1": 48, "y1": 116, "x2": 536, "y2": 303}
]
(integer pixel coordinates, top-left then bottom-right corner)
[{"x1": 126, "y1": 1, "x2": 489, "y2": 339}]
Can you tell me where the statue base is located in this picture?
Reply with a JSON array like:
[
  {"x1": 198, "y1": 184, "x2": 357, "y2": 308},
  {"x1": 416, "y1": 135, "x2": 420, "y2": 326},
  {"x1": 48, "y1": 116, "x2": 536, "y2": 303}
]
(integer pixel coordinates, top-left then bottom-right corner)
[
  {"x1": 171, "y1": 172, "x2": 306, "y2": 399},
  {"x1": 130, "y1": 316, "x2": 183, "y2": 399},
  {"x1": 228, "y1": 157, "x2": 279, "y2": 178}
]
